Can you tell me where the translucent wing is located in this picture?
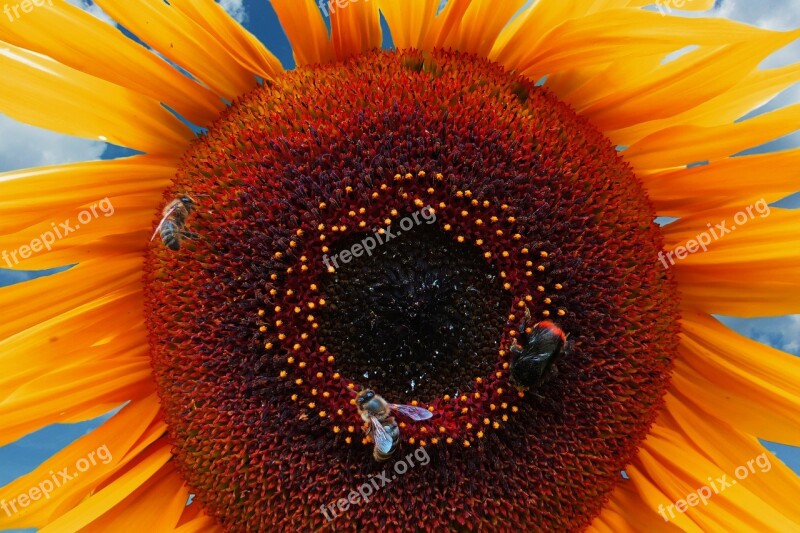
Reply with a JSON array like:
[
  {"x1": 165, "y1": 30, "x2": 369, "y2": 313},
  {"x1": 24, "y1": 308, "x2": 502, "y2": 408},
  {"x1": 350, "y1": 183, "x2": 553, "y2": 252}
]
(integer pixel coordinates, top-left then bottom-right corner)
[
  {"x1": 390, "y1": 404, "x2": 433, "y2": 421},
  {"x1": 150, "y1": 201, "x2": 182, "y2": 241},
  {"x1": 369, "y1": 416, "x2": 394, "y2": 453}
]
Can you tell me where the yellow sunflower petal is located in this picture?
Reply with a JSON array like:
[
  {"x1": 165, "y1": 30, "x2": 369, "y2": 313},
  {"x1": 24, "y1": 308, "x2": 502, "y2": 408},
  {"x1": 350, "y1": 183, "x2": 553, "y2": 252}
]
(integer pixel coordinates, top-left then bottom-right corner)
[
  {"x1": 591, "y1": 477, "x2": 685, "y2": 532},
  {"x1": 0, "y1": 256, "x2": 141, "y2": 340},
  {"x1": 581, "y1": 30, "x2": 800, "y2": 132},
  {"x1": 492, "y1": 8, "x2": 765, "y2": 79},
  {"x1": 0, "y1": 156, "x2": 174, "y2": 234},
  {"x1": 270, "y1": 0, "x2": 334, "y2": 66},
  {"x1": 0, "y1": 394, "x2": 162, "y2": 528},
  {"x1": 663, "y1": 393, "x2": 800, "y2": 521},
  {"x1": 633, "y1": 420, "x2": 800, "y2": 531},
  {"x1": 0, "y1": 195, "x2": 163, "y2": 269},
  {"x1": 38, "y1": 440, "x2": 173, "y2": 533},
  {"x1": 0, "y1": 352, "x2": 152, "y2": 446},
  {"x1": 1, "y1": 292, "x2": 142, "y2": 398},
  {"x1": 611, "y1": 60, "x2": 800, "y2": 148},
  {"x1": 176, "y1": 506, "x2": 222, "y2": 532},
  {"x1": 375, "y1": 0, "x2": 439, "y2": 50},
  {"x1": 92, "y1": 0, "x2": 258, "y2": 100},
  {"x1": 420, "y1": 0, "x2": 469, "y2": 50},
  {"x1": 0, "y1": 41, "x2": 192, "y2": 154},
  {"x1": 78, "y1": 463, "x2": 188, "y2": 531},
  {"x1": 330, "y1": 0, "x2": 382, "y2": 60},
  {"x1": 437, "y1": 0, "x2": 529, "y2": 57},
  {"x1": 674, "y1": 312, "x2": 800, "y2": 445},
  {"x1": 170, "y1": 0, "x2": 284, "y2": 80},
  {"x1": 660, "y1": 208, "x2": 800, "y2": 315},
  {"x1": 643, "y1": 149, "x2": 800, "y2": 217},
  {"x1": 0, "y1": 0, "x2": 223, "y2": 125},
  {"x1": 625, "y1": 101, "x2": 800, "y2": 170}
]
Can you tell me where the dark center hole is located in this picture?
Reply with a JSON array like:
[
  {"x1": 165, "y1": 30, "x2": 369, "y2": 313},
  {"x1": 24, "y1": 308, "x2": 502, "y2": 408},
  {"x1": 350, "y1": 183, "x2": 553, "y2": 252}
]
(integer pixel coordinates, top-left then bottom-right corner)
[{"x1": 317, "y1": 223, "x2": 512, "y2": 402}]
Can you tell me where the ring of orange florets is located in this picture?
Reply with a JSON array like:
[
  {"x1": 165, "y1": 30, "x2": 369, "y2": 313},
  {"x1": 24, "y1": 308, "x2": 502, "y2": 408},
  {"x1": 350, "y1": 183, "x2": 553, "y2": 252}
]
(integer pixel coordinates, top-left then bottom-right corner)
[{"x1": 251, "y1": 167, "x2": 569, "y2": 448}]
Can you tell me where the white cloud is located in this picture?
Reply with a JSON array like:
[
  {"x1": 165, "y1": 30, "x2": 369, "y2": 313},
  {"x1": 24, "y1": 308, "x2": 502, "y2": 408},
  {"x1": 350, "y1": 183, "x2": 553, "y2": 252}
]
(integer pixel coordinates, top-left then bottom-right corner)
[
  {"x1": 715, "y1": 0, "x2": 800, "y2": 31},
  {"x1": 719, "y1": 315, "x2": 800, "y2": 356},
  {"x1": 0, "y1": 114, "x2": 106, "y2": 173},
  {"x1": 217, "y1": 0, "x2": 248, "y2": 24}
]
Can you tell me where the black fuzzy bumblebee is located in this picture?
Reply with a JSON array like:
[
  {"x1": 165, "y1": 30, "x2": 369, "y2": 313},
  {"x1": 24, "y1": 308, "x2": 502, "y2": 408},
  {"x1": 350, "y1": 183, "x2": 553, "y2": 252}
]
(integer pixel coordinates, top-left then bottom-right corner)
[{"x1": 510, "y1": 306, "x2": 568, "y2": 390}]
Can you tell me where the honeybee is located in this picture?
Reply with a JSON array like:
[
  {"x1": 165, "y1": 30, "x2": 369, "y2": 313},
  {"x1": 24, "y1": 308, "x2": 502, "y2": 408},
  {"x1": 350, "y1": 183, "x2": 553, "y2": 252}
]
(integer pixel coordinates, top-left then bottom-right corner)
[
  {"x1": 510, "y1": 306, "x2": 568, "y2": 390},
  {"x1": 150, "y1": 195, "x2": 199, "y2": 251},
  {"x1": 355, "y1": 389, "x2": 433, "y2": 462}
]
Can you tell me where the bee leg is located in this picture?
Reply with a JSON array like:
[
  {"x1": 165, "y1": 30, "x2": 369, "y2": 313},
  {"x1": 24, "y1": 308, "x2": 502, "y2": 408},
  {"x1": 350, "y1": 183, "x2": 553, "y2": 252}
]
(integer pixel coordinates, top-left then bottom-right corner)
[
  {"x1": 181, "y1": 230, "x2": 200, "y2": 240},
  {"x1": 517, "y1": 304, "x2": 532, "y2": 344}
]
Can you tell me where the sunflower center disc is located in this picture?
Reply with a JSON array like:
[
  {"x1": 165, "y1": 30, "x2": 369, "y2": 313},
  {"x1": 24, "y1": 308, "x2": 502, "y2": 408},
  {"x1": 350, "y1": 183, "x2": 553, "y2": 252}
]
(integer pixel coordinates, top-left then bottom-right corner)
[
  {"x1": 144, "y1": 49, "x2": 680, "y2": 531},
  {"x1": 318, "y1": 224, "x2": 511, "y2": 400}
]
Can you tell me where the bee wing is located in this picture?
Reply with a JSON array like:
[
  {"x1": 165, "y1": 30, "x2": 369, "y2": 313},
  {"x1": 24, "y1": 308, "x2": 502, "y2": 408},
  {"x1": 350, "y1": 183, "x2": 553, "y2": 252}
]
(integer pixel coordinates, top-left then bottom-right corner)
[
  {"x1": 390, "y1": 404, "x2": 433, "y2": 421},
  {"x1": 369, "y1": 416, "x2": 394, "y2": 453},
  {"x1": 150, "y1": 202, "x2": 182, "y2": 241}
]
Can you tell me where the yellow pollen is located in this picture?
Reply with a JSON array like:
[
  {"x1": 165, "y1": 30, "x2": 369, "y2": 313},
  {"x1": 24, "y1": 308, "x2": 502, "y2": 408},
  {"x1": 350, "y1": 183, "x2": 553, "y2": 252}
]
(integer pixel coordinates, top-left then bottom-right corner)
[
  {"x1": 259, "y1": 326, "x2": 266, "y2": 332},
  {"x1": 265, "y1": 342, "x2": 273, "y2": 349},
  {"x1": 287, "y1": 356, "x2": 295, "y2": 364},
  {"x1": 298, "y1": 362, "x2": 306, "y2": 368},
  {"x1": 279, "y1": 371, "x2": 287, "y2": 378},
  {"x1": 295, "y1": 378, "x2": 303, "y2": 385}
]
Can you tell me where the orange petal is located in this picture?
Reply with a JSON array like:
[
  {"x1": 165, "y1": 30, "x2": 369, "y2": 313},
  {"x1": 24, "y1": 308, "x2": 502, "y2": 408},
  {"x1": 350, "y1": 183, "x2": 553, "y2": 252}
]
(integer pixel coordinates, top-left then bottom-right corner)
[
  {"x1": 170, "y1": 0, "x2": 284, "y2": 80},
  {"x1": 0, "y1": 256, "x2": 141, "y2": 340},
  {"x1": 92, "y1": 0, "x2": 258, "y2": 100},
  {"x1": 0, "y1": 41, "x2": 192, "y2": 154},
  {"x1": 625, "y1": 101, "x2": 800, "y2": 170},
  {"x1": 80, "y1": 462, "x2": 188, "y2": 531},
  {"x1": 330, "y1": 0, "x2": 382, "y2": 60},
  {"x1": 0, "y1": 394, "x2": 163, "y2": 528},
  {"x1": 1, "y1": 292, "x2": 144, "y2": 405},
  {"x1": 611, "y1": 60, "x2": 800, "y2": 148},
  {"x1": 438, "y1": 0, "x2": 529, "y2": 57},
  {"x1": 39, "y1": 440, "x2": 173, "y2": 533},
  {"x1": 270, "y1": 0, "x2": 334, "y2": 66},
  {"x1": 582, "y1": 31, "x2": 799, "y2": 132},
  {"x1": 643, "y1": 149, "x2": 800, "y2": 217},
  {"x1": 492, "y1": 8, "x2": 765, "y2": 80},
  {"x1": 0, "y1": 0, "x2": 223, "y2": 125},
  {"x1": 660, "y1": 208, "x2": 800, "y2": 315},
  {"x1": 0, "y1": 156, "x2": 175, "y2": 234},
  {"x1": 674, "y1": 312, "x2": 800, "y2": 445},
  {"x1": 375, "y1": 0, "x2": 439, "y2": 50}
]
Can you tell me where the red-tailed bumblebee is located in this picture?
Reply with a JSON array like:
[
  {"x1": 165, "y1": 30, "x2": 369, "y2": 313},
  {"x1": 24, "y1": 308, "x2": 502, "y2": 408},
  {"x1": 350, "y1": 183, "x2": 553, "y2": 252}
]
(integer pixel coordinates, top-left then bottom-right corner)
[{"x1": 510, "y1": 306, "x2": 567, "y2": 390}]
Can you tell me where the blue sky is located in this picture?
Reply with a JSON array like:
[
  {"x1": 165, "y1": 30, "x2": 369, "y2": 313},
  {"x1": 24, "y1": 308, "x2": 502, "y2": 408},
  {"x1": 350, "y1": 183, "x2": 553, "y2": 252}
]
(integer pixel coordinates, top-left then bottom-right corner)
[{"x1": 1, "y1": 0, "x2": 799, "y2": 529}]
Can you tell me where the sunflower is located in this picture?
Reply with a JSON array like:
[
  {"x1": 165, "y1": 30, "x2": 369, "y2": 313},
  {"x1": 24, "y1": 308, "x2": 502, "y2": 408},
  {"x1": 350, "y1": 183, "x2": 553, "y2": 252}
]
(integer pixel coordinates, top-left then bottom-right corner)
[{"x1": 2, "y1": 0, "x2": 800, "y2": 531}]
